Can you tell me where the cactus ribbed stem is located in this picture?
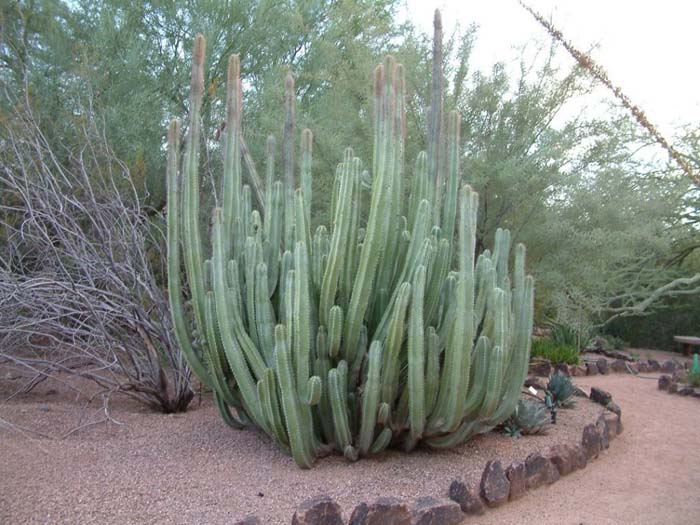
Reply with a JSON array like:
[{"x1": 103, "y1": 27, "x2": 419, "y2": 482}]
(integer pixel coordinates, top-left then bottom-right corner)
[{"x1": 168, "y1": 17, "x2": 535, "y2": 467}]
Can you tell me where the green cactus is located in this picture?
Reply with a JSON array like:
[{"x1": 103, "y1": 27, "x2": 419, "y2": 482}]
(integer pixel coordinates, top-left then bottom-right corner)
[{"x1": 166, "y1": 10, "x2": 534, "y2": 468}]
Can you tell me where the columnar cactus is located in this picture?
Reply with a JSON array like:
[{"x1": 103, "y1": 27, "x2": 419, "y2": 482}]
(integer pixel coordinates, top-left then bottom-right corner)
[{"x1": 167, "y1": 11, "x2": 534, "y2": 468}]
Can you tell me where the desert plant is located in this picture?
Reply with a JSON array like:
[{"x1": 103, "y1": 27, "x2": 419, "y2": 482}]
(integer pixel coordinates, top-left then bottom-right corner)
[
  {"x1": 0, "y1": 97, "x2": 192, "y2": 413},
  {"x1": 166, "y1": 13, "x2": 534, "y2": 467},
  {"x1": 688, "y1": 355, "x2": 700, "y2": 387},
  {"x1": 531, "y1": 338, "x2": 579, "y2": 365},
  {"x1": 547, "y1": 372, "x2": 575, "y2": 408},
  {"x1": 504, "y1": 399, "x2": 551, "y2": 437}
]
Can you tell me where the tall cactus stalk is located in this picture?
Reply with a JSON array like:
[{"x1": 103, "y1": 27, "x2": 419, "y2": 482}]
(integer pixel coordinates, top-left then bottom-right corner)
[{"x1": 167, "y1": 10, "x2": 534, "y2": 468}]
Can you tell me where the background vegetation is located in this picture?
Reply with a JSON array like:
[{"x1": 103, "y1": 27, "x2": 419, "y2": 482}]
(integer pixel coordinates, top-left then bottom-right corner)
[{"x1": 1, "y1": 0, "x2": 699, "y2": 406}]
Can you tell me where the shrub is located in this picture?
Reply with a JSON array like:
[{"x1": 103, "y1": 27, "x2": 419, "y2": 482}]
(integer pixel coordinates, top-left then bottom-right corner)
[{"x1": 531, "y1": 338, "x2": 580, "y2": 365}]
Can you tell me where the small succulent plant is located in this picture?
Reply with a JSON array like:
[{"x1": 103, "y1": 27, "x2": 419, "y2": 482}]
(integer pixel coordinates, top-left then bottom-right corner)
[
  {"x1": 504, "y1": 399, "x2": 551, "y2": 437},
  {"x1": 547, "y1": 371, "x2": 575, "y2": 408}
]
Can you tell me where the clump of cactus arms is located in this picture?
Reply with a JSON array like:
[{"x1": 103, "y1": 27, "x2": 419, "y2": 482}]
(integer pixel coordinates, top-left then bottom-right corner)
[{"x1": 167, "y1": 11, "x2": 534, "y2": 468}]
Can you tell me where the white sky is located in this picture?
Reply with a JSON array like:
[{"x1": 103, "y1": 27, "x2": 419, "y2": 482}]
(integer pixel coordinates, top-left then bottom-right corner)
[{"x1": 402, "y1": 0, "x2": 699, "y2": 137}]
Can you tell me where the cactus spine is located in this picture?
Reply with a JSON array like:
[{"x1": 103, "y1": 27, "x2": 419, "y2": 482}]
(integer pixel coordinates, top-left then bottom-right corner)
[{"x1": 167, "y1": 11, "x2": 534, "y2": 468}]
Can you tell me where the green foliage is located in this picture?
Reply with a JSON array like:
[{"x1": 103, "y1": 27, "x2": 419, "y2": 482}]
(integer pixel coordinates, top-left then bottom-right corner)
[
  {"x1": 688, "y1": 355, "x2": 700, "y2": 387},
  {"x1": 167, "y1": 19, "x2": 535, "y2": 467},
  {"x1": 549, "y1": 320, "x2": 580, "y2": 348},
  {"x1": 531, "y1": 338, "x2": 579, "y2": 365},
  {"x1": 504, "y1": 399, "x2": 550, "y2": 437},
  {"x1": 547, "y1": 372, "x2": 575, "y2": 408}
]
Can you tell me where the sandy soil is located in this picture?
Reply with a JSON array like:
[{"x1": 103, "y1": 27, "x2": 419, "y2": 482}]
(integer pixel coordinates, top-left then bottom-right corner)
[{"x1": 1, "y1": 372, "x2": 699, "y2": 524}]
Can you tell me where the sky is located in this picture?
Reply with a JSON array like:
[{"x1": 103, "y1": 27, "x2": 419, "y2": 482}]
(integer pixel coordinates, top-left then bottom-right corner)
[{"x1": 402, "y1": 0, "x2": 699, "y2": 138}]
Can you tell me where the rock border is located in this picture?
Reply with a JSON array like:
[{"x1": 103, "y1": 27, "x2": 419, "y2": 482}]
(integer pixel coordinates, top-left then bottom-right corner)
[
  {"x1": 657, "y1": 374, "x2": 700, "y2": 398},
  {"x1": 237, "y1": 389, "x2": 624, "y2": 524},
  {"x1": 530, "y1": 356, "x2": 686, "y2": 378}
]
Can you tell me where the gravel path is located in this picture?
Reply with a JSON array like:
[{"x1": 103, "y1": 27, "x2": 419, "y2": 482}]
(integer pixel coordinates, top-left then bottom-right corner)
[{"x1": 2, "y1": 372, "x2": 699, "y2": 523}]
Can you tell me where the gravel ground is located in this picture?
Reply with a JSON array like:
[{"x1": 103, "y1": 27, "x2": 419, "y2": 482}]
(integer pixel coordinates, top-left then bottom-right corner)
[{"x1": 1, "y1": 371, "x2": 697, "y2": 524}]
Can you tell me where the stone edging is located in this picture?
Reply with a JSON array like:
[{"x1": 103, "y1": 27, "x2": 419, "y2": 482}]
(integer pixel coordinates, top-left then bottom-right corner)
[
  {"x1": 233, "y1": 388, "x2": 623, "y2": 525},
  {"x1": 530, "y1": 355, "x2": 685, "y2": 378}
]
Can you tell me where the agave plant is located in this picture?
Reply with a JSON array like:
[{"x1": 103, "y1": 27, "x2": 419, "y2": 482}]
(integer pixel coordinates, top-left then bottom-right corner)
[
  {"x1": 547, "y1": 371, "x2": 575, "y2": 408},
  {"x1": 166, "y1": 12, "x2": 534, "y2": 467},
  {"x1": 504, "y1": 399, "x2": 551, "y2": 437}
]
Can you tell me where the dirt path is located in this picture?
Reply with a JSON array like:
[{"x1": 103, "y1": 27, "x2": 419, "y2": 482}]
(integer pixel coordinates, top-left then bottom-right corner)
[
  {"x1": 496, "y1": 373, "x2": 700, "y2": 525},
  {"x1": 2, "y1": 373, "x2": 699, "y2": 524}
]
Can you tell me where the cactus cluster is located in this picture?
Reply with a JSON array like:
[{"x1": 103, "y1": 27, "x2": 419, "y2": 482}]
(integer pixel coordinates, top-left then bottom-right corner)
[{"x1": 166, "y1": 12, "x2": 534, "y2": 468}]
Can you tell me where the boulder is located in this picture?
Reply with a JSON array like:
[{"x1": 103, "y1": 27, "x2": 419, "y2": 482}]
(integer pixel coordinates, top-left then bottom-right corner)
[
  {"x1": 480, "y1": 460, "x2": 510, "y2": 508},
  {"x1": 529, "y1": 359, "x2": 552, "y2": 377},
  {"x1": 581, "y1": 424, "x2": 602, "y2": 460},
  {"x1": 637, "y1": 361, "x2": 650, "y2": 373},
  {"x1": 553, "y1": 363, "x2": 570, "y2": 376},
  {"x1": 547, "y1": 444, "x2": 577, "y2": 476},
  {"x1": 603, "y1": 412, "x2": 621, "y2": 437},
  {"x1": 586, "y1": 362, "x2": 599, "y2": 376},
  {"x1": 605, "y1": 401, "x2": 622, "y2": 419},
  {"x1": 647, "y1": 359, "x2": 661, "y2": 372},
  {"x1": 572, "y1": 444, "x2": 588, "y2": 470},
  {"x1": 293, "y1": 495, "x2": 344, "y2": 525},
  {"x1": 590, "y1": 387, "x2": 612, "y2": 406},
  {"x1": 349, "y1": 498, "x2": 410, "y2": 525},
  {"x1": 596, "y1": 415, "x2": 610, "y2": 450},
  {"x1": 627, "y1": 362, "x2": 639, "y2": 374},
  {"x1": 573, "y1": 386, "x2": 588, "y2": 398},
  {"x1": 410, "y1": 497, "x2": 464, "y2": 525},
  {"x1": 661, "y1": 360, "x2": 679, "y2": 373},
  {"x1": 596, "y1": 358, "x2": 610, "y2": 375},
  {"x1": 505, "y1": 461, "x2": 527, "y2": 501},
  {"x1": 678, "y1": 386, "x2": 695, "y2": 396},
  {"x1": 524, "y1": 376, "x2": 547, "y2": 391},
  {"x1": 658, "y1": 375, "x2": 671, "y2": 390},
  {"x1": 610, "y1": 359, "x2": 627, "y2": 373},
  {"x1": 524, "y1": 453, "x2": 560, "y2": 490},
  {"x1": 570, "y1": 365, "x2": 587, "y2": 377},
  {"x1": 448, "y1": 480, "x2": 485, "y2": 516}
]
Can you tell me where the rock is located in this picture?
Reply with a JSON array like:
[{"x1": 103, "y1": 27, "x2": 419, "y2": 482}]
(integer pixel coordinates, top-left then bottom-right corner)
[
  {"x1": 647, "y1": 359, "x2": 661, "y2": 372},
  {"x1": 605, "y1": 401, "x2": 622, "y2": 419},
  {"x1": 672, "y1": 369, "x2": 688, "y2": 383},
  {"x1": 596, "y1": 358, "x2": 610, "y2": 375},
  {"x1": 505, "y1": 461, "x2": 527, "y2": 501},
  {"x1": 570, "y1": 365, "x2": 587, "y2": 377},
  {"x1": 524, "y1": 376, "x2": 547, "y2": 391},
  {"x1": 573, "y1": 386, "x2": 588, "y2": 398},
  {"x1": 529, "y1": 359, "x2": 552, "y2": 377},
  {"x1": 661, "y1": 360, "x2": 678, "y2": 373},
  {"x1": 586, "y1": 362, "x2": 599, "y2": 376},
  {"x1": 448, "y1": 480, "x2": 485, "y2": 515},
  {"x1": 411, "y1": 497, "x2": 464, "y2": 525},
  {"x1": 603, "y1": 413, "x2": 621, "y2": 437},
  {"x1": 658, "y1": 375, "x2": 671, "y2": 390},
  {"x1": 669, "y1": 382, "x2": 678, "y2": 394},
  {"x1": 596, "y1": 414, "x2": 610, "y2": 450},
  {"x1": 349, "y1": 498, "x2": 410, "y2": 525},
  {"x1": 524, "y1": 453, "x2": 560, "y2": 490},
  {"x1": 610, "y1": 359, "x2": 627, "y2": 373},
  {"x1": 678, "y1": 386, "x2": 695, "y2": 396},
  {"x1": 581, "y1": 424, "x2": 602, "y2": 460},
  {"x1": 637, "y1": 361, "x2": 649, "y2": 373},
  {"x1": 547, "y1": 444, "x2": 577, "y2": 476},
  {"x1": 553, "y1": 363, "x2": 570, "y2": 376},
  {"x1": 590, "y1": 387, "x2": 612, "y2": 406},
  {"x1": 292, "y1": 495, "x2": 344, "y2": 525},
  {"x1": 627, "y1": 362, "x2": 639, "y2": 374},
  {"x1": 480, "y1": 460, "x2": 510, "y2": 508},
  {"x1": 234, "y1": 517, "x2": 261, "y2": 525},
  {"x1": 572, "y1": 444, "x2": 588, "y2": 470}
]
